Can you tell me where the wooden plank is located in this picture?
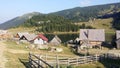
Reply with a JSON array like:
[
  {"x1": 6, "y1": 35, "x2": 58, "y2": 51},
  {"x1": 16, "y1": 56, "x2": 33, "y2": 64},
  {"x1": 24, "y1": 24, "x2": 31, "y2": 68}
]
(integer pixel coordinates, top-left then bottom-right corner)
[
  {"x1": 30, "y1": 58, "x2": 44, "y2": 68},
  {"x1": 32, "y1": 54, "x2": 54, "y2": 68}
]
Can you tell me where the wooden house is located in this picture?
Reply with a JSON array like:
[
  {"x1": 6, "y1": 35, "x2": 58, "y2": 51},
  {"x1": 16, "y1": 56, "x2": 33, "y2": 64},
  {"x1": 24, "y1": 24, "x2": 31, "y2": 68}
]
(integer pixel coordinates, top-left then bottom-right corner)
[
  {"x1": 116, "y1": 30, "x2": 120, "y2": 49},
  {"x1": 79, "y1": 29, "x2": 105, "y2": 49},
  {"x1": 15, "y1": 32, "x2": 29, "y2": 38},
  {"x1": 19, "y1": 34, "x2": 48, "y2": 45},
  {"x1": 19, "y1": 34, "x2": 36, "y2": 43},
  {"x1": 49, "y1": 35, "x2": 62, "y2": 46}
]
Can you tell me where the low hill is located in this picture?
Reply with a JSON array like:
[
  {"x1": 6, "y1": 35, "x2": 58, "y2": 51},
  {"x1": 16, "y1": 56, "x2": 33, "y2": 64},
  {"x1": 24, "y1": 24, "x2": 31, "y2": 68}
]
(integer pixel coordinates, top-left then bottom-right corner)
[{"x1": 0, "y1": 12, "x2": 42, "y2": 29}]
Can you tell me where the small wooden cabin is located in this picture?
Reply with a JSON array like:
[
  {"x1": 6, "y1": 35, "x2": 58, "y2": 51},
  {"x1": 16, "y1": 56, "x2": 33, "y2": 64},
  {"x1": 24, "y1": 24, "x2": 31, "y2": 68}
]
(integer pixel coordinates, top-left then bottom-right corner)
[
  {"x1": 19, "y1": 34, "x2": 36, "y2": 43},
  {"x1": 15, "y1": 32, "x2": 29, "y2": 38},
  {"x1": 49, "y1": 35, "x2": 62, "y2": 46},
  {"x1": 79, "y1": 29, "x2": 105, "y2": 48},
  {"x1": 116, "y1": 30, "x2": 120, "y2": 49}
]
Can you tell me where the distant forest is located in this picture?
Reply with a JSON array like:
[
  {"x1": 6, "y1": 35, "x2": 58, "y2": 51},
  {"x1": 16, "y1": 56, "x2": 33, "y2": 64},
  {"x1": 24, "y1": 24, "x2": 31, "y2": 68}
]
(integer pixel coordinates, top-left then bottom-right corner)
[
  {"x1": 53, "y1": 2, "x2": 120, "y2": 22},
  {"x1": 22, "y1": 15, "x2": 94, "y2": 32}
]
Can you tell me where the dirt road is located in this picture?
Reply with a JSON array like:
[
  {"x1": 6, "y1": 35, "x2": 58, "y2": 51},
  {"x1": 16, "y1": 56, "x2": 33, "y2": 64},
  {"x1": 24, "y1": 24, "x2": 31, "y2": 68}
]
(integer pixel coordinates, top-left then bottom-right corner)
[{"x1": 0, "y1": 41, "x2": 7, "y2": 68}]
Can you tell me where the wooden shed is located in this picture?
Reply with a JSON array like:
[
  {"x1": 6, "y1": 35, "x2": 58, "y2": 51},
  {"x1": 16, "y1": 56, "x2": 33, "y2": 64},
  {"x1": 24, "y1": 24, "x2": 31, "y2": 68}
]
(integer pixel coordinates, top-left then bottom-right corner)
[
  {"x1": 49, "y1": 35, "x2": 62, "y2": 46},
  {"x1": 15, "y1": 32, "x2": 29, "y2": 38},
  {"x1": 79, "y1": 29, "x2": 105, "y2": 48}
]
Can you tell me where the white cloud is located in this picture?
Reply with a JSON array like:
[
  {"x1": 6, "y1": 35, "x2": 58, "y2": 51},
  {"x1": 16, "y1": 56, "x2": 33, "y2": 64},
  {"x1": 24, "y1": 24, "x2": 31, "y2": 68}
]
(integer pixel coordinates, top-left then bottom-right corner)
[{"x1": 80, "y1": 0, "x2": 92, "y2": 7}]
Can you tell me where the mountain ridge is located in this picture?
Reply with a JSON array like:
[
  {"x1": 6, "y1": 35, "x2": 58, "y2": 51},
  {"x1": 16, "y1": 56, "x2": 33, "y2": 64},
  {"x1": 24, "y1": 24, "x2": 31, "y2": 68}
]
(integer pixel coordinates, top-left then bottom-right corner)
[
  {"x1": 0, "y1": 2, "x2": 120, "y2": 30},
  {"x1": 0, "y1": 12, "x2": 43, "y2": 29}
]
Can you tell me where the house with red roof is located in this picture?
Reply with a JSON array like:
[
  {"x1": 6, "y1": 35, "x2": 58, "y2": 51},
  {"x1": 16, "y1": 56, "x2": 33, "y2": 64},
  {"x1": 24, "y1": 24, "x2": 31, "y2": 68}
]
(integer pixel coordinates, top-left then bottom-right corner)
[{"x1": 34, "y1": 34, "x2": 48, "y2": 45}]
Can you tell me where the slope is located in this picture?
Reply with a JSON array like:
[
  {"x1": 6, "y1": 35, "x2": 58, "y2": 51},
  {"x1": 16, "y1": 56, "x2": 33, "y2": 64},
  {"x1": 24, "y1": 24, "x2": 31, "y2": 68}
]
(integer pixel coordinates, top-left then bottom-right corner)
[
  {"x1": 52, "y1": 2, "x2": 120, "y2": 22},
  {"x1": 0, "y1": 12, "x2": 42, "y2": 30}
]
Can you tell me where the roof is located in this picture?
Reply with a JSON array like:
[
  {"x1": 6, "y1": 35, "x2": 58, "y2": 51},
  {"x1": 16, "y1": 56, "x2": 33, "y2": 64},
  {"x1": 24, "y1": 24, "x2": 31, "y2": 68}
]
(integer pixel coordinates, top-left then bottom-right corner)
[
  {"x1": 36, "y1": 34, "x2": 48, "y2": 41},
  {"x1": 116, "y1": 30, "x2": 120, "y2": 40},
  {"x1": 79, "y1": 29, "x2": 88, "y2": 40},
  {"x1": 79, "y1": 29, "x2": 105, "y2": 41},
  {"x1": 21, "y1": 34, "x2": 37, "y2": 41},
  {"x1": 54, "y1": 35, "x2": 62, "y2": 43},
  {"x1": 50, "y1": 35, "x2": 62, "y2": 45},
  {"x1": 17, "y1": 32, "x2": 29, "y2": 38}
]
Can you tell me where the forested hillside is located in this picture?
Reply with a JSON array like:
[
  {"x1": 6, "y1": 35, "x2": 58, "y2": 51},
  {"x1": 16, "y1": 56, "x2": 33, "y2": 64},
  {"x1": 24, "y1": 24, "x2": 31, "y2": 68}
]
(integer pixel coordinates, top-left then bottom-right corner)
[
  {"x1": 52, "y1": 2, "x2": 120, "y2": 22},
  {"x1": 22, "y1": 15, "x2": 80, "y2": 33}
]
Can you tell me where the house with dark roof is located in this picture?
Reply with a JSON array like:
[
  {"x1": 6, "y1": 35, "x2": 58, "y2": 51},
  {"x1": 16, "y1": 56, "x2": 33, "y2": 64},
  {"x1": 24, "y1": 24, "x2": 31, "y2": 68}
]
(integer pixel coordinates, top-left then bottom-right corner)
[
  {"x1": 79, "y1": 29, "x2": 105, "y2": 48},
  {"x1": 19, "y1": 34, "x2": 48, "y2": 45},
  {"x1": 19, "y1": 34, "x2": 36, "y2": 43},
  {"x1": 15, "y1": 32, "x2": 29, "y2": 38},
  {"x1": 116, "y1": 30, "x2": 120, "y2": 49},
  {"x1": 49, "y1": 35, "x2": 62, "y2": 46}
]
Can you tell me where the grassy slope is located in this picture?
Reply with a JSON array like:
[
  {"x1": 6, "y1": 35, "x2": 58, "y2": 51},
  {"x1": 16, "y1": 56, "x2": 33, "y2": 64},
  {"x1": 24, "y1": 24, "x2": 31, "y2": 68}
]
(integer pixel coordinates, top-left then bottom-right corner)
[
  {"x1": 4, "y1": 40, "x2": 77, "y2": 68},
  {"x1": 8, "y1": 26, "x2": 37, "y2": 35},
  {"x1": 75, "y1": 18, "x2": 115, "y2": 33},
  {"x1": 4, "y1": 40, "x2": 106, "y2": 68}
]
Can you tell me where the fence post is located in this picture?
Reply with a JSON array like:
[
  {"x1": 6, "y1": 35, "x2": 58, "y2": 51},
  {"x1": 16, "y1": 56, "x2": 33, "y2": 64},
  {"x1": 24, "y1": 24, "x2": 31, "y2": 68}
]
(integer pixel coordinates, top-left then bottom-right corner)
[
  {"x1": 45, "y1": 54, "x2": 47, "y2": 62},
  {"x1": 84, "y1": 55, "x2": 86, "y2": 64},
  {"x1": 67, "y1": 58, "x2": 70, "y2": 66},
  {"x1": 29, "y1": 52, "x2": 32, "y2": 67},
  {"x1": 56, "y1": 55, "x2": 59, "y2": 68},
  {"x1": 95, "y1": 54, "x2": 98, "y2": 62},
  {"x1": 76, "y1": 58, "x2": 79, "y2": 66},
  {"x1": 40, "y1": 55, "x2": 42, "y2": 67},
  {"x1": 38, "y1": 55, "x2": 40, "y2": 68},
  {"x1": 38, "y1": 55, "x2": 41, "y2": 68}
]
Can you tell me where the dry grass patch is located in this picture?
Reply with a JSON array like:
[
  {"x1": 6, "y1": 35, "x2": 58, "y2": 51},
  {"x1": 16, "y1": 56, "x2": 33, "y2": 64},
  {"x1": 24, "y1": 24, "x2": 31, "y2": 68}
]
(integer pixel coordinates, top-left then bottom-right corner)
[{"x1": 5, "y1": 52, "x2": 29, "y2": 68}]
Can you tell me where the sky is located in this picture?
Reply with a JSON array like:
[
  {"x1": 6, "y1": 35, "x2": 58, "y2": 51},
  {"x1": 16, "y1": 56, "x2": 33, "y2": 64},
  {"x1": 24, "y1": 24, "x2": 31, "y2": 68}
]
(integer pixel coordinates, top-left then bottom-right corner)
[{"x1": 0, "y1": 0, "x2": 120, "y2": 24}]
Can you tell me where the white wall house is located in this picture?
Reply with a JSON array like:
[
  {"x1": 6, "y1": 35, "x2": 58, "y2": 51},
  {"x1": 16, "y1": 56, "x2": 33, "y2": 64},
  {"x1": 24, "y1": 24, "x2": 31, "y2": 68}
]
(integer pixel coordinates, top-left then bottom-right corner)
[{"x1": 34, "y1": 38, "x2": 47, "y2": 45}]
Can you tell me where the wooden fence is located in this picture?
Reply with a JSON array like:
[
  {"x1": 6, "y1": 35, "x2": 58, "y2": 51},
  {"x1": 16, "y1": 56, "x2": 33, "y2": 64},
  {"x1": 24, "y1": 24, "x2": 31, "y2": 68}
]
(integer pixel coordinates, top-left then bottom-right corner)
[
  {"x1": 29, "y1": 53, "x2": 99, "y2": 68},
  {"x1": 100, "y1": 53, "x2": 120, "y2": 60}
]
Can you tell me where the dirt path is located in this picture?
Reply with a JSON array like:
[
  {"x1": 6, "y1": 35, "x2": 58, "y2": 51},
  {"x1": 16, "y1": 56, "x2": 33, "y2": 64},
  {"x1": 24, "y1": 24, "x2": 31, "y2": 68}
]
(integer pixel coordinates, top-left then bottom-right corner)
[
  {"x1": 8, "y1": 49, "x2": 28, "y2": 54},
  {"x1": 0, "y1": 41, "x2": 7, "y2": 68}
]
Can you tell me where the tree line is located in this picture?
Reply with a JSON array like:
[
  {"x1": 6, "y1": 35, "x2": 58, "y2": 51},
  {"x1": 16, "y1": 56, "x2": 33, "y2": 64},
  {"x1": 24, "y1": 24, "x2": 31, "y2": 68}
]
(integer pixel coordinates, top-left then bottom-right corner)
[{"x1": 21, "y1": 14, "x2": 94, "y2": 33}]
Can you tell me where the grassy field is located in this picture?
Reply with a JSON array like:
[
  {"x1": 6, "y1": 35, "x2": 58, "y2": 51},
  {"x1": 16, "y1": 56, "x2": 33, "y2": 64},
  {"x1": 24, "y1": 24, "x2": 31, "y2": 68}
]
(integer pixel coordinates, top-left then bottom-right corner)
[
  {"x1": 5, "y1": 52, "x2": 29, "y2": 68},
  {"x1": 4, "y1": 40, "x2": 77, "y2": 68},
  {"x1": 3, "y1": 40, "x2": 102, "y2": 68},
  {"x1": 4, "y1": 40, "x2": 120, "y2": 68},
  {"x1": 8, "y1": 26, "x2": 38, "y2": 35}
]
